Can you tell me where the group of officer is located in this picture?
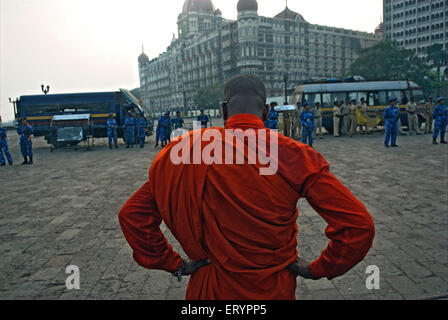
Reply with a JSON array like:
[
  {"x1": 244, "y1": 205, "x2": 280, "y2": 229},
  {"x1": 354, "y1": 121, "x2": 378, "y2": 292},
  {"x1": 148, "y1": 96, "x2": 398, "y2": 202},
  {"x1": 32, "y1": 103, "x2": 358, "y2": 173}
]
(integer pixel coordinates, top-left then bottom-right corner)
[
  {"x1": 107, "y1": 112, "x2": 149, "y2": 149},
  {"x1": 0, "y1": 117, "x2": 34, "y2": 166},
  {"x1": 155, "y1": 108, "x2": 210, "y2": 148},
  {"x1": 264, "y1": 96, "x2": 447, "y2": 149}
]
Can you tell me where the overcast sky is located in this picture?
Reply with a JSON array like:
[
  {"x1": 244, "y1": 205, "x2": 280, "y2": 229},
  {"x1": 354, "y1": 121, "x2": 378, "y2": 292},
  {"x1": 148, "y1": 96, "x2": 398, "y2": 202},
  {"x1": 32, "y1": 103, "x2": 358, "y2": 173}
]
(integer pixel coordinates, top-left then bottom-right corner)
[{"x1": 0, "y1": 0, "x2": 383, "y2": 122}]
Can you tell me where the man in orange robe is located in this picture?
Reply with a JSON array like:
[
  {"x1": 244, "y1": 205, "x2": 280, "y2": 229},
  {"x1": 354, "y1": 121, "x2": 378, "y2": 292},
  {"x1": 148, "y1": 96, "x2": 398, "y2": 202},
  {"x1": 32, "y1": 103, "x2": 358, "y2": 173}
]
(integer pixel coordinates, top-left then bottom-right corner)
[{"x1": 119, "y1": 74, "x2": 375, "y2": 300}]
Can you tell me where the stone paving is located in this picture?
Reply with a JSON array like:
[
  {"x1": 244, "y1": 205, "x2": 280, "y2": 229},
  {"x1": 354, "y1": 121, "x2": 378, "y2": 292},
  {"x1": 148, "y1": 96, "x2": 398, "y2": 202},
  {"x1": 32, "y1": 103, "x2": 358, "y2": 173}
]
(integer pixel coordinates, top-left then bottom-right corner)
[{"x1": 0, "y1": 120, "x2": 447, "y2": 300}]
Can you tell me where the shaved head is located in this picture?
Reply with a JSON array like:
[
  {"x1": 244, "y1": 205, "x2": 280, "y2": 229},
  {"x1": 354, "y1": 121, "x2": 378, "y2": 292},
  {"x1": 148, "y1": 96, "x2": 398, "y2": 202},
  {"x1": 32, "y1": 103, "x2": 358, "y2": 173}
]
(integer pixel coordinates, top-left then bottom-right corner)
[{"x1": 222, "y1": 74, "x2": 268, "y2": 122}]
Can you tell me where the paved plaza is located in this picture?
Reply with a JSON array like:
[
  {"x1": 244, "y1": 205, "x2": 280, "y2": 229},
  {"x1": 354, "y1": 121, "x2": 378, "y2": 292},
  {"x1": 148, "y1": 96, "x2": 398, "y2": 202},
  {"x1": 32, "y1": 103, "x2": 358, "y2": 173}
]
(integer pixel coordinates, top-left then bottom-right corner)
[{"x1": 0, "y1": 121, "x2": 447, "y2": 300}]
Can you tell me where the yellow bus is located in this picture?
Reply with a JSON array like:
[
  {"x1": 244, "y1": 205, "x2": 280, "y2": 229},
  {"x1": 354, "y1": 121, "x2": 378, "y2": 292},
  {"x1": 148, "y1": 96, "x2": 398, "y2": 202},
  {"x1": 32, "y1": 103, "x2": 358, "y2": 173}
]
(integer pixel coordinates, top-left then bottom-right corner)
[{"x1": 290, "y1": 80, "x2": 424, "y2": 133}]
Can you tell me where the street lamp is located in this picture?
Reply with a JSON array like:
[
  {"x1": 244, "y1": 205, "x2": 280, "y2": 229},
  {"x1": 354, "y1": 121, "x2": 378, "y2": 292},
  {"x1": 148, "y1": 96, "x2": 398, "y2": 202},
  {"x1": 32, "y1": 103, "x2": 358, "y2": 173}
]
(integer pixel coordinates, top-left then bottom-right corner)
[
  {"x1": 8, "y1": 97, "x2": 19, "y2": 118},
  {"x1": 283, "y1": 73, "x2": 289, "y2": 104},
  {"x1": 41, "y1": 84, "x2": 50, "y2": 95}
]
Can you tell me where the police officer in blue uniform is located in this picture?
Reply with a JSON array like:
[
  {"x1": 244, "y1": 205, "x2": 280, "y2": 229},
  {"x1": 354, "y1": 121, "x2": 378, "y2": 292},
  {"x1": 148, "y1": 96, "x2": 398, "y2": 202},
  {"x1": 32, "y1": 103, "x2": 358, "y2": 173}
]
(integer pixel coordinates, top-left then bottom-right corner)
[
  {"x1": 265, "y1": 102, "x2": 279, "y2": 130},
  {"x1": 197, "y1": 108, "x2": 210, "y2": 129},
  {"x1": 17, "y1": 118, "x2": 34, "y2": 165},
  {"x1": 300, "y1": 102, "x2": 315, "y2": 147},
  {"x1": 173, "y1": 111, "x2": 185, "y2": 129},
  {"x1": 136, "y1": 113, "x2": 147, "y2": 148},
  {"x1": 383, "y1": 98, "x2": 400, "y2": 148},
  {"x1": 432, "y1": 97, "x2": 447, "y2": 145},
  {"x1": 107, "y1": 113, "x2": 118, "y2": 149},
  {"x1": 161, "y1": 112, "x2": 171, "y2": 147},
  {"x1": 0, "y1": 117, "x2": 13, "y2": 166},
  {"x1": 124, "y1": 112, "x2": 137, "y2": 149},
  {"x1": 155, "y1": 114, "x2": 165, "y2": 148}
]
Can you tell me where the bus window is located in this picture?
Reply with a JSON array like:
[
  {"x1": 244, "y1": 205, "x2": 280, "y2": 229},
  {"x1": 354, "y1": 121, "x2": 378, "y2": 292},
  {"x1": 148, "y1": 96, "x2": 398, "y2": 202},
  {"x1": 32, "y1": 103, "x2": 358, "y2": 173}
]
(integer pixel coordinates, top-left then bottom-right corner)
[
  {"x1": 348, "y1": 92, "x2": 367, "y2": 103},
  {"x1": 388, "y1": 91, "x2": 405, "y2": 104},
  {"x1": 369, "y1": 91, "x2": 387, "y2": 106},
  {"x1": 304, "y1": 94, "x2": 321, "y2": 105},
  {"x1": 333, "y1": 92, "x2": 347, "y2": 105},
  {"x1": 322, "y1": 93, "x2": 332, "y2": 107}
]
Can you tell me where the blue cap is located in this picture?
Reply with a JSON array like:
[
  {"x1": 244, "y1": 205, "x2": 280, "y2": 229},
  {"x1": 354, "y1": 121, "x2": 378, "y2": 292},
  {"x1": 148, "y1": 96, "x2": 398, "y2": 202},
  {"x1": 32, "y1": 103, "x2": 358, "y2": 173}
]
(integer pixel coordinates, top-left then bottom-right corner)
[
  {"x1": 200, "y1": 108, "x2": 205, "y2": 111},
  {"x1": 165, "y1": 112, "x2": 169, "y2": 116},
  {"x1": 437, "y1": 97, "x2": 444, "y2": 103},
  {"x1": 389, "y1": 98, "x2": 398, "y2": 103},
  {"x1": 303, "y1": 102, "x2": 309, "y2": 107}
]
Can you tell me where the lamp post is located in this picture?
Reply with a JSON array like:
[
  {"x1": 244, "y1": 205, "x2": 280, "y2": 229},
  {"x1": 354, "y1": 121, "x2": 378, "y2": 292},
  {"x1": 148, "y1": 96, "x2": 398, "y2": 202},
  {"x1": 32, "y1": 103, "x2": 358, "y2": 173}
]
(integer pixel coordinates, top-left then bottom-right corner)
[
  {"x1": 9, "y1": 97, "x2": 19, "y2": 118},
  {"x1": 283, "y1": 73, "x2": 289, "y2": 104},
  {"x1": 41, "y1": 84, "x2": 50, "y2": 95}
]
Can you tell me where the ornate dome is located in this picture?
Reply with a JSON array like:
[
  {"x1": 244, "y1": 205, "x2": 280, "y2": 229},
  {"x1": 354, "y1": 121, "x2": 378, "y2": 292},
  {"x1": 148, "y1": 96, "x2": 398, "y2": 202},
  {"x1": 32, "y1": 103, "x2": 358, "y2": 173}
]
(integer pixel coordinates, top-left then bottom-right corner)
[
  {"x1": 274, "y1": 7, "x2": 306, "y2": 22},
  {"x1": 237, "y1": 0, "x2": 258, "y2": 12},
  {"x1": 182, "y1": 0, "x2": 215, "y2": 14},
  {"x1": 138, "y1": 46, "x2": 149, "y2": 64}
]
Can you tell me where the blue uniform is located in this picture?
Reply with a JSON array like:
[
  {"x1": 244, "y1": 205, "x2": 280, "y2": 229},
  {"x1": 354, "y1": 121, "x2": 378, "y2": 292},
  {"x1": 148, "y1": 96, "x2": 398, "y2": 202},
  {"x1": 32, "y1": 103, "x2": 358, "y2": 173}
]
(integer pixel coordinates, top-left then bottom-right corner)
[
  {"x1": 107, "y1": 118, "x2": 118, "y2": 146},
  {"x1": 432, "y1": 104, "x2": 447, "y2": 141},
  {"x1": 156, "y1": 116, "x2": 164, "y2": 145},
  {"x1": 383, "y1": 105, "x2": 400, "y2": 146},
  {"x1": 0, "y1": 127, "x2": 13, "y2": 165},
  {"x1": 136, "y1": 118, "x2": 147, "y2": 147},
  {"x1": 300, "y1": 110, "x2": 315, "y2": 146},
  {"x1": 265, "y1": 109, "x2": 279, "y2": 129},
  {"x1": 172, "y1": 117, "x2": 184, "y2": 129},
  {"x1": 161, "y1": 117, "x2": 171, "y2": 144},
  {"x1": 124, "y1": 116, "x2": 137, "y2": 146},
  {"x1": 197, "y1": 115, "x2": 210, "y2": 129},
  {"x1": 17, "y1": 124, "x2": 34, "y2": 158}
]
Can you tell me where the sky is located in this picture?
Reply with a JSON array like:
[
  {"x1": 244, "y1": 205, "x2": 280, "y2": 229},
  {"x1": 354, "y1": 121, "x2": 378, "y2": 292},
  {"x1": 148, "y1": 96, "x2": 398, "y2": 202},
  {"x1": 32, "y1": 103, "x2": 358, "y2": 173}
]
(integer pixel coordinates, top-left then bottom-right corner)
[{"x1": 0, "y1": 0, "x2": 383, "y2": 122}]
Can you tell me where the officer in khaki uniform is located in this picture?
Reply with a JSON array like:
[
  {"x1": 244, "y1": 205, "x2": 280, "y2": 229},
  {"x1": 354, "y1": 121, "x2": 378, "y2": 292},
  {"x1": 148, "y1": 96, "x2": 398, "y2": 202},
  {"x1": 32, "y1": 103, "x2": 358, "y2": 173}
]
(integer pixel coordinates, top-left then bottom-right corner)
[
  {"x1": 313, "y1": 102, "x2": 323, "y2": 139},
  {"x1": 424, "y1": 97, "x2": 435, "y2": 134},
  {"x1": 340, "y1": 98, "x2": 350, "y2": 135},
  {"x1": 349, "y1": 99, "x2": 358, "y2": 137},
  {"x1": 333, "y1": 101, "x2": 342, "y2": 137},
  {"x1": 406, "y1": 96, "x2": 421, "y2": 135},
  {"x1": 296, "y1": 102, "x2": 302, "y2": 139}
]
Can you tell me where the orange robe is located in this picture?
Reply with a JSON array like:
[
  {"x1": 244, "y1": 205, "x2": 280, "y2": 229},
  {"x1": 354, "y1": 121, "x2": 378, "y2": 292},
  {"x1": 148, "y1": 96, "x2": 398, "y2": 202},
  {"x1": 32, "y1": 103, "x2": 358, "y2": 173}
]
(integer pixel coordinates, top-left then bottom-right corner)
[{"x1": 119, "y1": 113, "x2": 375, "y2": 300}]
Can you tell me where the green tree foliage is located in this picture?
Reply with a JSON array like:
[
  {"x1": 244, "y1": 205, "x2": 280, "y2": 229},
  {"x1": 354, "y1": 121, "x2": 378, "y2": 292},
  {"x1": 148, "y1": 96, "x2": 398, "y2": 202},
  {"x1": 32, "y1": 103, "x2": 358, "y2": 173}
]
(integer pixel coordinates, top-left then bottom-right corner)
[
  {"x1": 193, "y1": 82, "x2": 224, "y2": 110},
  {"x1": 426, "y1": 44, "x2": 446, "y2": 81},
  {"x1": 348, "y1": 41, "x2": 444, "y2": 96}
]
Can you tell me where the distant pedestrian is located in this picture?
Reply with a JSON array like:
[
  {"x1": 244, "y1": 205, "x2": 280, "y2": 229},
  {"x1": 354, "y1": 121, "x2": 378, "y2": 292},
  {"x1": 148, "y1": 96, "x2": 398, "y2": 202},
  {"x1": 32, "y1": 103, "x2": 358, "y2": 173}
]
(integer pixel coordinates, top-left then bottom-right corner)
[
  {"x1": 357, "y1": 98, "x2": 368, "y2": 134},
  {"x1": 340, "y1": 98, "x2": 350, "y2": 135},
  {"x1": 265, "y1": 102, "x2": 279, "y2": 130},
  {"x1": 107, "y1": 113, "x2": 118, "y2": 149},
  {"x1": 17, "y1": 118, "x2": 34, "y2": 165},
  {"x1": 407, "y1": 97, "x2": 421, "y2": 135},
  {"x1": 313, "y1": 102, "x2": 323, "y2": 139},
  {"x1": 197, "y1": 108, "x2": 210, "y2": 129},
  {"x1": 383, "y1": 98, "x2": 400, "y2": 148},
  {"x1": 124, "y1": 112, "x2": 137, "y2": 149},
  {"x1": 161, "y1": 112, "x2": 171, "y2": 147},
  {"x1": 136, "y1": 113, "x2": 147, "y2": 148},
  {"x1": 349, "y1": 99, "x2": 358, "y2": 137},
  {"x1": 300, "y1": 102, "x2": 314, "y2": 147},
  {"x1": 155, "y1": 114, "x2": 164, "y2": 148},
  {"x1": 333, "y1": 101, "x2": 342, "y2": 137},
  {"x1": 424, "y1": 97, "x2": 435, "y2": 134},
  {"x1": 0, "y1": 117, "x2": 13, "y2": 166},
  {"x1": 173, "y1": 111, "x2": 185, "y2": 129},
  {"x1": 432, "y1": 97, "x2": 447, "y2": 145}
]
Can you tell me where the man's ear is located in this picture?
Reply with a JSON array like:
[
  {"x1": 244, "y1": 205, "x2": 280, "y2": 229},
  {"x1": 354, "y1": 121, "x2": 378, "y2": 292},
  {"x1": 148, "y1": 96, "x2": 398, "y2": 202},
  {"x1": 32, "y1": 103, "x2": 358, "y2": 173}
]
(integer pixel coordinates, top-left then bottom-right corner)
[
  {"x1": 262, "y1": 104, "x2": 269, "y2": 122},
  {"x1": 222, "y1": 101, "x2": 229, "y2": 122}
]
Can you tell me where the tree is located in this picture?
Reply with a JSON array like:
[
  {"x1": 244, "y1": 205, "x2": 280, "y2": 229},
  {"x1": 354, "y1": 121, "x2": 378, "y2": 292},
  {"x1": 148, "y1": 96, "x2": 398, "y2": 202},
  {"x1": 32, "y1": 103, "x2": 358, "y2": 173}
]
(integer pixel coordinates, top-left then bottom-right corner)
[
  {"x1": 193, "y1": 82, "x2": 224, "y2": 111},
  {"x1": 348, "y1": 41, "x2": 444, "y2": 96},
  {"x1": 426, "y1": 44, "x2": 446, "y2": 83}
]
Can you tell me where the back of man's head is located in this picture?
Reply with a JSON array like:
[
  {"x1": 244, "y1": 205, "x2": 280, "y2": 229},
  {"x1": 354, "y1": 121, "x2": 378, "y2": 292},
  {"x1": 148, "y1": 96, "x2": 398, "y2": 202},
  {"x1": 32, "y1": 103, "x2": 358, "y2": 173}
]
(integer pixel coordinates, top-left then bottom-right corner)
[{"x1": 223, "y1": 74, "x2": 267, "y2": 120}]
